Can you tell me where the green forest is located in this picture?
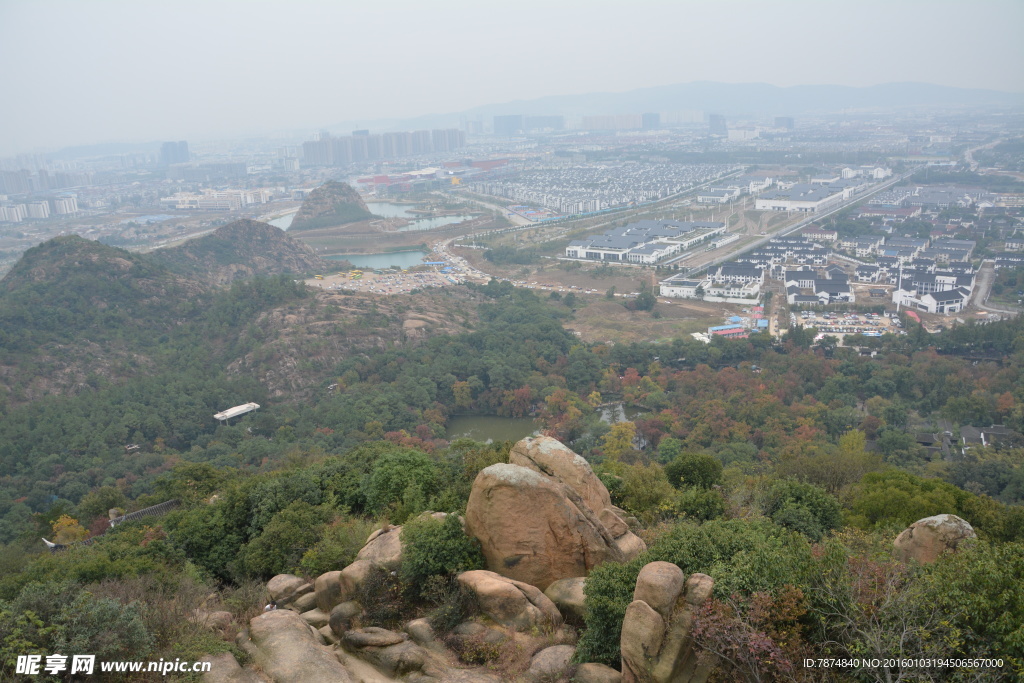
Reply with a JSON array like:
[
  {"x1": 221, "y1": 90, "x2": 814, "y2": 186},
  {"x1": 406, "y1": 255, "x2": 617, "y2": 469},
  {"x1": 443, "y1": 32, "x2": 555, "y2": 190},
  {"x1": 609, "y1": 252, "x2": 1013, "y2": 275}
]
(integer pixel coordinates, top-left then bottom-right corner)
[{"x1": 1, "y1": 244, "x2": 1023, "y2": 680}]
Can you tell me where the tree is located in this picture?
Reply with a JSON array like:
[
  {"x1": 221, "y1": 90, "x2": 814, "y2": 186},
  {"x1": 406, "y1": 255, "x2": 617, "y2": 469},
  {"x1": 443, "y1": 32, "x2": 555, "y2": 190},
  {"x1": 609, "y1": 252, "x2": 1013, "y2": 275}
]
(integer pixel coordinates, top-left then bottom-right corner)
[
  {"x1": 763, "y1": 480, "x2": 841, "y2": 542},
  {"x1": 605, "y1": 286, "x2": 617, "y2": 299},
  {"x1": 601, "y1": 422, "x2": 637, "y2": 463},
  {"x1": 665, "y1": 452, "x2": 723, "y2": 490},
  {"x1": 51, "y1": 515, "x2": 88, "y2": 544}
]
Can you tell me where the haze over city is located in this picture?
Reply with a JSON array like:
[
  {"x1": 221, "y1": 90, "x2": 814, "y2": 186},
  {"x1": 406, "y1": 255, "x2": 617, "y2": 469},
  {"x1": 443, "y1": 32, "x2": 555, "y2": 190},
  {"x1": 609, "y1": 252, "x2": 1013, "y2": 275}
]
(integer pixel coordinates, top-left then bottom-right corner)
[{"x1": 2, "y1": 0, "x2": 1024, "y2": 155}]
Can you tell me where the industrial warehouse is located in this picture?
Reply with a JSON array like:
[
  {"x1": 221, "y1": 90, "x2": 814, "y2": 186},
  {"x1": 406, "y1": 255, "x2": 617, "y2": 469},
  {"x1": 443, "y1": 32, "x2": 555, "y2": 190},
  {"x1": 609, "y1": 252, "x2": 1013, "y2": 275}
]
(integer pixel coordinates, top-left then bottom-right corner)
[{"x1": 564, "y1": 219, "x2": 726, "y2": 264}]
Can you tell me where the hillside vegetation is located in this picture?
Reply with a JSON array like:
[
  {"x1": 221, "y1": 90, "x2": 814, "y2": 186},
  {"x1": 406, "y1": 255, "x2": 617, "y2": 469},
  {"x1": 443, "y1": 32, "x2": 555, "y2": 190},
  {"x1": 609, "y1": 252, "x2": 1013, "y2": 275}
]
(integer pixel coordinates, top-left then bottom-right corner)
[
  {"x1": 0, "y1": 242, "x2": 1022, "y2": 679},
  {"x1": 150, "y1": 219, "x2": 329, "y2": 285}
]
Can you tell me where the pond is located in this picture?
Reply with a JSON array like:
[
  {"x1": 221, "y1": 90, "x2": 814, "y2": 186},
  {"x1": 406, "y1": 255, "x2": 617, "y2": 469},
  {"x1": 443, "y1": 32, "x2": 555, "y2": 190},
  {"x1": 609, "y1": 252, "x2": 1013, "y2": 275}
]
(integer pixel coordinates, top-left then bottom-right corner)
[
  {"x1": 599, "y1": 403, "x2": 649, "y2": 424},
  {"x1": 444, "y1": 415, "x2": 540, "y2": 443},
  {"x1": 325, "y1": 251, "x2": 428, "y2": 269},
  {"x1": 367, "y1": 201, "x2": 473, "y2": 232}
]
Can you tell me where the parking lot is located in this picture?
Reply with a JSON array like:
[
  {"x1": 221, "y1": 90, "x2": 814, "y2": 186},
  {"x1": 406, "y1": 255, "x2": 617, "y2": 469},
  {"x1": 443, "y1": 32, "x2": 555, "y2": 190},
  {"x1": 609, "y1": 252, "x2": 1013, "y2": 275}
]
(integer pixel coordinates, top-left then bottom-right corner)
[{"x1": 790, "y1": 310, "x2": 905, "y2": 341}]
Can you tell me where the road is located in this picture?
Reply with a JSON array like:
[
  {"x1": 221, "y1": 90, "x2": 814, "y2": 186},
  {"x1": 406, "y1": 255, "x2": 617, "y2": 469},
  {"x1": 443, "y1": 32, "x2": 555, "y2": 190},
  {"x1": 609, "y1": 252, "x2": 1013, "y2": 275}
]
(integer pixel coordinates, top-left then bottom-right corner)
[
  {"x1": 682, "y1": 171, "x2": 915, "y2": 275},
  {"x1": 971, "y1": 260, "x2": 1021, "y2": 316}
]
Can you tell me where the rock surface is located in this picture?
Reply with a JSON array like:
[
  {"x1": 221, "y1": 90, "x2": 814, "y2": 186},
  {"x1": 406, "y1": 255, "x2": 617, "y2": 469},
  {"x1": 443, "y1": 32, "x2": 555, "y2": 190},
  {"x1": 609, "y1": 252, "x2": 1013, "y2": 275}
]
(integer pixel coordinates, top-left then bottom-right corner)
[
  {"x1": 575, "y1": 662, "x2": 623, "y2": 683},
  {"x1": 246, "y1": 609, "x2": 353, "y2": 682},
  {"x1": 526, "y1": 645, "x2": 575, "y2": 681},
  {"x1": 544, "y1": 577, "x2": 588, "y2": 622},
  {"x1": 314, "y1": 570, "x2": 354, "y2": 613},
  {"x1": 457, "y1": 570, "x2": 563, "y2": 631},
  {"x1": 356, "y1": 525, "x2": 404, "y2": 565},
  {"x1": 266, "y1": 574, "x2": 311, "y2": 607},
  {"x1": 893, "y1": 513, "x2": 977, "y2": 564},
  {"x1": 199, "y1": 652, "x2": 265, "y2": 683},
  {"x1": 465, "y1": 437, "x2": 646, "y2": 591},
  {"x1": 620, "y1": 563, "x2": 716, "y2": 683}
]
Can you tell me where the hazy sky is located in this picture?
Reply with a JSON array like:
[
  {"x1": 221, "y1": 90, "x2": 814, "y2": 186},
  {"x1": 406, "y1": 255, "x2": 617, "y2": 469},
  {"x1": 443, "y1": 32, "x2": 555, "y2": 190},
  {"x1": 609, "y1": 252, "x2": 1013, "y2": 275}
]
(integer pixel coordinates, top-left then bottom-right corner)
[{"x1": 1, "y1": 0, "x2": 1022, "y2": 155}]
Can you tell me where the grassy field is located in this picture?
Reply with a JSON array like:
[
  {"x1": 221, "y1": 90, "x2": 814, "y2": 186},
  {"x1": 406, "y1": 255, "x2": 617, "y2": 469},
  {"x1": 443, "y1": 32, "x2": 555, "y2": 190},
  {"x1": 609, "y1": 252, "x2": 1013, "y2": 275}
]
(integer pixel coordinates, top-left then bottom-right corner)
[{"x1": 566, "y1": 298, "x2": 740, "y2": 345}]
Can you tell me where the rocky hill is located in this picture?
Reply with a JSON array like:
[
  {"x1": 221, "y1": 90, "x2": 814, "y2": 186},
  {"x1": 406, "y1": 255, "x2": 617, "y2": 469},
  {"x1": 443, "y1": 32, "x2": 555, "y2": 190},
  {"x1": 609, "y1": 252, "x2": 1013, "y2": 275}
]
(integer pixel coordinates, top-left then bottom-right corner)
[
  {"x1": 288, "y1": 181, "x2": 375, "y2": 231},
  {"x1": 152, "y1": 219, "x2": 330, "y2": 285}
]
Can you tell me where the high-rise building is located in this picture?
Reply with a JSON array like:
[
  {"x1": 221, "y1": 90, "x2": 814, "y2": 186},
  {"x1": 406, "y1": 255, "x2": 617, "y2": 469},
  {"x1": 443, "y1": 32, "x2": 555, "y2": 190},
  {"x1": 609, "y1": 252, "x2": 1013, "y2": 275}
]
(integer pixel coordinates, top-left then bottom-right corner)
[
  {"x1": 774, "y1": 116, "x2": 795, "y2": 130},
  {"x1": 493, "y1": 115, "x2": 524, "y2": 137},
  {"x1": 524, "y1": 115, "x2": 565, "y2": 131},
  {"x1": 411, "y1": 130, "x2": 433, "y2": 155},
  {"x1": 160, "y1": 141, "x2": 189, "y2": 165},
  {"x1": 642, "y1": 113, "x2": 661, "y2": 130},
  {"x1": 708, "y1": 115, "x2": 727, "y2": 136}
]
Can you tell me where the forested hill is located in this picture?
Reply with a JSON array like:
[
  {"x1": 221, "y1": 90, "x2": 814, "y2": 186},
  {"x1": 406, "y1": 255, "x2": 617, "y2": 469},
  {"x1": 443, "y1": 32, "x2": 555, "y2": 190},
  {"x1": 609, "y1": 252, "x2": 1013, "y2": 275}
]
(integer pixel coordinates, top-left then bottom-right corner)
[
  {"x1": 151, "y1": 219, "x2": 329, "y2": 285},
  {"x1": 288, "y1": 181, "x2": 375, "y2": 231},
  {"x1": 0, "y1": 235, "x2": 207, "y2": 354}
]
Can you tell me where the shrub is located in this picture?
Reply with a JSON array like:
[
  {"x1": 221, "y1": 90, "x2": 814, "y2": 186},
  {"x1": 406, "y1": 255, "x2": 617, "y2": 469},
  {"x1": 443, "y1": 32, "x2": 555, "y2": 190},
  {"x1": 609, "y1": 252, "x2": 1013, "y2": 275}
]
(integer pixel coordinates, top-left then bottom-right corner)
[
  {"x1": 367, "y1": 450, "x2": 440, "y2": 518},
  {"x1": 672, "y1": 487, "x2": 726, "y2": 521},
  {"x1": 299, "y1": 515, "x2": 377, "y2": 577},
  {"x1": 763, "y1": 479, "x2": 841, "y2": 542},
  {"x1": 576, "y1": 519, "x2": 814, "y2": 667},
  {"x1": 357, "y1": 564, "x2": 412, "y2": 629},
  {"x1": 423, "y1": 575, "x2": 478, "y2": 635},
  {"x1": 399, "y1": 514, "x2": 484, "y2": 597},
  {"x1": 237, "y1": 501, "x2": 333, "y2": 578},
  {"x1": 665, "y1": 452, "x2": 723, "y2": 490}
]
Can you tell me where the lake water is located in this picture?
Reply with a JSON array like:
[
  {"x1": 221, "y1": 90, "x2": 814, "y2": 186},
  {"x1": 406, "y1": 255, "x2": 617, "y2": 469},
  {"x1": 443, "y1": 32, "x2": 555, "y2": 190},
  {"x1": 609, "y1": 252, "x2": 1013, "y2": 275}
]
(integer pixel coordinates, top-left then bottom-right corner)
[
  {"x1": 445, "y1": 415, "x2": 540, "y2": 443},
  {"x1": 267, "y1": 213, "x2": 295, "y2": 229},
  {"x1": 325, "y1": 251, "x2": 428, "y2": 269}
]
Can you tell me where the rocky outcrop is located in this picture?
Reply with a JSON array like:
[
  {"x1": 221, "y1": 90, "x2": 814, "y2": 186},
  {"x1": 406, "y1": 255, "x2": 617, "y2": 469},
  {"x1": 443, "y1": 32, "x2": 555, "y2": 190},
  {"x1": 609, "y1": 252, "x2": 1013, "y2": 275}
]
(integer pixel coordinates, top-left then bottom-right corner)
[
  {"x1": 458, "y1": 570, "x2": 563, "y2": 631},
  {"x1": 289, "y1": 181, "x2": 374, "y2": 231},
  {"x1": 465, "y1": 437, "x2": 645, "y2": 591},
  {"x1": 246, "y1": 610, "x2": 353, "y2": 682},
  {"x1": 893, "y1": 514, "x2": 977, "y2": 564},
  {"x1": 620, "y1": 562, "x2": 715, "y2": 683}
]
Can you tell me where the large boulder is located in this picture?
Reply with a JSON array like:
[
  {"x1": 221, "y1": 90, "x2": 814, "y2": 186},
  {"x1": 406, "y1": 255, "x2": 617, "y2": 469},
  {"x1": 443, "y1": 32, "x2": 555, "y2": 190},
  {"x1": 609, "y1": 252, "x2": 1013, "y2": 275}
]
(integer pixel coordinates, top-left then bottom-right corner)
[
  {"x1": 356, "y1": 525, "x2": 404, "y2": 565},
  {"x1": 620, "y1": 562, "x2": 716, "y2": 683},
  {"x1": 314, "y1": 570, "x2": 355, "y2": 613},
  {"x1": 526, "y1": 645, "x2": 575, "y2": 682},
  {"x1": 465, "y1": 438, "x2": 645, "y2": 591},
  {"x1": 893, "y1": 514, "x2": 976, "y2": 564},
  {"x1": 457, "y1": 570, "x2": 563, "y2": 631},
  {"x1": 510, "y1": 436, "x2": 612, "y2": 514},
  {"x1": 544, "y1": 577, "x2": 588, "y2": 623},
  {"x1": 247, "y1": 609, "x2": 353, "y2": 682},
  {"x1": 266, "y1": 574, "x2": 311, "y2": 608}
]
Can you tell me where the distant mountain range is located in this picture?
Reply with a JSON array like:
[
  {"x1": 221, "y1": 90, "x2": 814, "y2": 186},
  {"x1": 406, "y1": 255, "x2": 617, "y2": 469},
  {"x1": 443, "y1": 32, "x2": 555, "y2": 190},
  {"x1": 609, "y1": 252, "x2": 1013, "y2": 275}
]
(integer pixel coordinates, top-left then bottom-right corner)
[{"x1": 344, "y1": 81, "x2": 1024, "y2": 132}]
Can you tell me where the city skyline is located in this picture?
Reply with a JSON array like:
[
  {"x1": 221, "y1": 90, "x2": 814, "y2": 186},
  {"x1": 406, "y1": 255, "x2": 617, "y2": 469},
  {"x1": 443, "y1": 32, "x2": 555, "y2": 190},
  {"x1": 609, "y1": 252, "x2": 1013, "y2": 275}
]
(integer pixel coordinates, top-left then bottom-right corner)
[{"x1": 2, "y1": 0, "x2": 1023, "y2": 156}]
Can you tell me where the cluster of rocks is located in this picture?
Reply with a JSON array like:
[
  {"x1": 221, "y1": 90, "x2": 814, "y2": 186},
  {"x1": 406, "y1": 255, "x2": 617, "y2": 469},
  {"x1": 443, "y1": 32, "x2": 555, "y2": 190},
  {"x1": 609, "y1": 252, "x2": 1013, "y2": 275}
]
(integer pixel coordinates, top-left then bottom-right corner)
[
  {"x1": 198, "y1": 436, "x2": 977, "y2": 682},
  {"x1": 198, "y1": 436, "x2": 707, "y2": 682}
]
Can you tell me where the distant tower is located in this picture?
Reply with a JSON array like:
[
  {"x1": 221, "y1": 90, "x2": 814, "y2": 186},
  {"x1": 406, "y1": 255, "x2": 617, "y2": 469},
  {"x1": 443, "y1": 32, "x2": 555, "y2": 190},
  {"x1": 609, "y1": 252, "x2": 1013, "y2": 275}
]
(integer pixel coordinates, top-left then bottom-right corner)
[
  {"x1": 708, "y1": 114, "x2": 727, "y2": 136},
  {"x1": 775, "y1": 116, "x2": 795, "y2": 130}
]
